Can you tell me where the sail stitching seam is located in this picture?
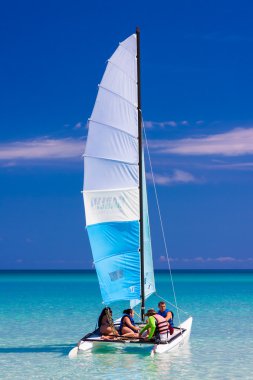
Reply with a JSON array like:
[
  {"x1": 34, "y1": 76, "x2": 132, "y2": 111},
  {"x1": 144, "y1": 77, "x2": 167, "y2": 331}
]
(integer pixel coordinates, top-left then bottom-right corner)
[
  {"x1": 107, "y1": 60, "x2": 136, "y2": 82},
  {"x1": 92, "y1": 249, "x2": 140, "y2": 264},
  {"x1": 83, "y1": 187, "x2": 138, "y2": 193},
  {"x1": 88, "y1": 118, "x2": 137, "y2": 139},
  {"x1": 99, "y1": 85, "x2": 137, "y2": 108},
  {"x1": 84, "y1": 154, "x2": 138, "y2": 166}
]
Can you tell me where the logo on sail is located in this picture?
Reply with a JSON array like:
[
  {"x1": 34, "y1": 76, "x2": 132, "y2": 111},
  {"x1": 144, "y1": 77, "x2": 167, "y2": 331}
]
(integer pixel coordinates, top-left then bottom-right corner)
[
  {"x1": 91, "y1": 195, "x2": 126, "y2": 211},
  {"x1": 109, "y1": 270, "x2": 124, "y2": 282}
]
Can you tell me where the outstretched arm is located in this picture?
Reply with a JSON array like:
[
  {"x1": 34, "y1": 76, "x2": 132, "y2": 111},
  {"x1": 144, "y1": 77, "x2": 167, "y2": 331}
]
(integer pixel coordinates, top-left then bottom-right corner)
[{"x1": 147, "y1": 316, "x2": 156, "y2": 339}]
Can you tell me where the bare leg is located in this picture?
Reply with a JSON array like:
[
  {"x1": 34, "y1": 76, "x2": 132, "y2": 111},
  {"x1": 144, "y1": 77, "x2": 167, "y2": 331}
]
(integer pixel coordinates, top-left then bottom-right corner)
[
  {"x1": 121, "y1": 326, "x2": 139, "y2": 338},
  {"x1": 100, "y1": 326, "x2": 119, "y2": 336}
]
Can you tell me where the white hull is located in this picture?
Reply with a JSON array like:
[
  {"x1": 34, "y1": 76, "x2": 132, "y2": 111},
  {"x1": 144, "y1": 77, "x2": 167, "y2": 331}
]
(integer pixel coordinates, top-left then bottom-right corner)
[
  {"x1": 153, "y1": 316, "x2": 192, "y2": 354},
  {"x1": 70, "y1": 317, "x2": 192, "y2": 357}
]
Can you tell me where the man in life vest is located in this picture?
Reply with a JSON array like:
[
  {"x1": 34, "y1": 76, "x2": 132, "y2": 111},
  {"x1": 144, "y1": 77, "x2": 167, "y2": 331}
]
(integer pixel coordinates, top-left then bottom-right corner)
[
  {"x1": 139, "y1": 308, "x2": 170, "y2": 342},
  {"x1": 157, "y1": 301, "x2": 174, "y2": 335}
]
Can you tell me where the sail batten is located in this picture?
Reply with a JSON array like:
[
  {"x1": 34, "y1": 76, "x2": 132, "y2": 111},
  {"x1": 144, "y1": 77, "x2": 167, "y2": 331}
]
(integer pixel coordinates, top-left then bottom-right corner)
[
  {"x1": 91, "y1": 87, "x2": 138, "y2": 138},
  {"x1": 107, "y1": 60, "x2": 137, "y2": 82},
  {"x1": 88, "y1": 119, "x2": 137, "y2": 138},
  {"x1": 84, "y1": 155, "x2": 138, "y2": 165},
  {"x1": 83, "y1": 33, "x2": 155, "y2": 305},
  {"x1": 98, "y1": 85, "x2": 137, "y2": 108}
]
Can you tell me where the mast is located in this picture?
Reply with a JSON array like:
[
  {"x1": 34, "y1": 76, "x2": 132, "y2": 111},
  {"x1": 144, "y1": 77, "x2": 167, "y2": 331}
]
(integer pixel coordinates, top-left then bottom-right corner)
[{"x1": 136, "y1": 27, "x2": 145, "y2": 322}]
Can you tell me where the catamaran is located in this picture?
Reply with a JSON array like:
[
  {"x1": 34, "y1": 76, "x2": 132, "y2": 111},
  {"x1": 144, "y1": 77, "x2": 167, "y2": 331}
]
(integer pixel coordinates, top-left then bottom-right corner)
[{"x1": 69, "y1": 28, "x2": 192, "y2": 358}]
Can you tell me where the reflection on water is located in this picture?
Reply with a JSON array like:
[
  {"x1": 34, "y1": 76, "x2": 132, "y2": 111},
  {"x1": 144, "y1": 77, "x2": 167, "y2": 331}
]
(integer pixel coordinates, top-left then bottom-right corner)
[{"x1": 77, "y1": 341, "x2": 192, "y2": 379}]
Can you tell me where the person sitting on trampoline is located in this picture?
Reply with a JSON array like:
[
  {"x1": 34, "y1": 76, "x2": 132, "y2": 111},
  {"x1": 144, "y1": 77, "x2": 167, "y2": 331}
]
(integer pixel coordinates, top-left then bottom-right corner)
[
  {"x1": 98, "y1": 307, "x2": 119, "y2": 337},
  {"x1": 119, "y1": 308, "x2": 140, "y2": 337}
]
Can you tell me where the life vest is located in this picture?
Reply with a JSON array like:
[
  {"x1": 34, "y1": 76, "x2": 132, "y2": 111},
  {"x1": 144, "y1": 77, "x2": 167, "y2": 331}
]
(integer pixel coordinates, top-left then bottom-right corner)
[
  {"x1": 157, "y1": 309, "x2": 174, "y2": 327},
  {"x1": 153, "y1": 313, "x2": 170, "y2": 335},
  {"x1": 119, "y1": 314, "x2": 136, "y2": 335}
]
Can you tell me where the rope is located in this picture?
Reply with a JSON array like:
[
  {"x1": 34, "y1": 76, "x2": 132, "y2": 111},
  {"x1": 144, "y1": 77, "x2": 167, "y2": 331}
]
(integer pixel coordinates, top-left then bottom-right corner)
[
  {"x1": 133, "y1": 309, "x2": 142, "y2": 321},
  {"x1": 143, "y1": 123, "x2": 184, "y2": 337}
]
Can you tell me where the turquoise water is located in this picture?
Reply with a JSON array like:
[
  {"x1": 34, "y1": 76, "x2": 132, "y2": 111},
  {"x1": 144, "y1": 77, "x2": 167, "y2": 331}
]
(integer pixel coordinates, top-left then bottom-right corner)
[{"x1": 1, "y1": 270, "x2": 253, "y2": 379}]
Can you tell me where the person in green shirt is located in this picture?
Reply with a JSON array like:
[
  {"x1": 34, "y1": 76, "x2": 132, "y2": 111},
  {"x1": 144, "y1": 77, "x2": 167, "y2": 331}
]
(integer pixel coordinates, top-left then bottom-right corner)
[
  {"x1": 139, "y1": 308, "x2": 170, "y2": 341},
  {"x1": 139, "y1": 309, "x2": 158, "y2": 340}
]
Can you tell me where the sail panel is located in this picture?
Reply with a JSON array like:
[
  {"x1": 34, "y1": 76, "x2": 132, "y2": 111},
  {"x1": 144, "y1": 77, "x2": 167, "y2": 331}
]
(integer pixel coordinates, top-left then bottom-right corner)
[
  {"x1": 85, "y1": 121, "x2": 138, "y2": 164},
  {"x1": 95, "y1": 250, "x2": 140, "y2": 304},
  {"x1": 87, "y1": 220, "x2": 141, "y2": 304},
  {"x1": 83, "y1": 188, "x2": 139, "y2": 226},
  {"x1": 109, "y1": 36, "x2": 137, "y2": 81},
  {"x1": 87, "y1": 220, "x2": 139, "y2": 262},
  {"x1": 130, "y1": 158, "x2": 156, "y2": 309},
  {"x1": 119, "y1": 34, "x2": 137, "y2": 55},
  {"x1": 91, "y1": 87, "x2": 138, "y2": 138},
  {"x1": 101, "y1": 62, "x2": 137, "y2": 106},
  {"x1": 143, "y1": 170, "x2": 156, "y2": 298},
  {"x1": 143, "y1": 183, "x2": 155, "y2": 298},
  {"x1": 84, "y1": 156, "x2": 138, "y2": 191}
]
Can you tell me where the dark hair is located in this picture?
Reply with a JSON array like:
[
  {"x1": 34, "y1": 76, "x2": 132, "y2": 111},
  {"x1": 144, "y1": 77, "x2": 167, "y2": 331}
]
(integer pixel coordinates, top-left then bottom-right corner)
[
  {"x1": 98, "y1": 307, "x2": 112, "y2": 328},
  {"x1": 158, "y1": 301, "x2": 166, "y2": 307},
  {"x1": 123, "y1": 308, "x2": 133, "y2": 315}
]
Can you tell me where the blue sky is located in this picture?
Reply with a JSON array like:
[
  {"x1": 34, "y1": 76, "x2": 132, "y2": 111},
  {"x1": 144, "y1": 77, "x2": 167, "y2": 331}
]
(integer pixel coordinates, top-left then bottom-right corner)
[{"x1": 1, "y1": 0, "x2": 253, "y2": 269}]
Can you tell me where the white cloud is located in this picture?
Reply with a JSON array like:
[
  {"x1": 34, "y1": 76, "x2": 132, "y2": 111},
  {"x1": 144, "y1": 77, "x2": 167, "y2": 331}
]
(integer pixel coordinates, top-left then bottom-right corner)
[
  {"x1": 210, "y1": 162, "x2": 253, "y2": 170},
  {"x1": 144, "y1": 120, "x2": 202, "y2": 129},
  {"x1": 150, "y1": 128, "x2": 253, "y2": 156},
  {"x1": 159, "y1": 256, "x2": 178, "y2": 262},
  {"x1": 74, "y1": 122, "x2": 82, "y2": 129},
  {"x1": 162, "y1": 256, "x2": 253, "y2": 263},
  {"x1": 144, "y1": 120, "x2": 178, "y2": 128},
  {"x1": 147, "y1": 170, "x2": 198, "y2": 185},
  {"x1": 0, "y1": 138, "x2": 85, "y2": 161}
]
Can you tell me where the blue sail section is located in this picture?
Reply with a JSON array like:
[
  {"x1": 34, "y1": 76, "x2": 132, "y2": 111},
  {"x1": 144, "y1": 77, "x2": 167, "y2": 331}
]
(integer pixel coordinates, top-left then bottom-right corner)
[
  {"x1": 87, "y1": 221, "x2": 140, "y2": 304},
  {"x1": 142, "y1": 165, "x2": 156, "y2": 298},
  {"x1": 131, "y1": 157, "x2": 155, "y2": 308}
]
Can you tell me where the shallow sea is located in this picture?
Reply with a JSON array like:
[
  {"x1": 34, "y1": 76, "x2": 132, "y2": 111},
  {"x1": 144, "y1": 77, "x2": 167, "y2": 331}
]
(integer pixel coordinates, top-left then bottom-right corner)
[{"x1": 1, "y1": 270, "x2": 253, "y2": 379}]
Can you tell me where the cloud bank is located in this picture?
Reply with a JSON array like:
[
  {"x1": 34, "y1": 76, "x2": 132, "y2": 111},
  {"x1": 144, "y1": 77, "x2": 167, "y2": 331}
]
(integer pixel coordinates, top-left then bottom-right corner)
[
  {"x1": 147, "y1": 170, "x2": 198, "y2": 185},
  {"x1": 0, "y1": 138, "x2": 85, "y2": 161},
  {"x1": 150, "y1": 128, "x2": 253, "y2": 156},
  {"x1": 159, "y1": 256, "x2": 253, "y2": 263}
]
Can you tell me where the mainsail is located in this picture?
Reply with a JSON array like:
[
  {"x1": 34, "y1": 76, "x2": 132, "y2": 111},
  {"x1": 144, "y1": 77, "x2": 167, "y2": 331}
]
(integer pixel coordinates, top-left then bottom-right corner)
[{"x1": 83, "y1": 33, "x2": 155, "y2": 305}]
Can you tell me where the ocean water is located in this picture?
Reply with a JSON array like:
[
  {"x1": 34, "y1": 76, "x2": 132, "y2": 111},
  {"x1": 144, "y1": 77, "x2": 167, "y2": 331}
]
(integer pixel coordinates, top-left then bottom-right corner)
[{"x1": 1, "y1": 270, "x2": 253, "y2": 380}]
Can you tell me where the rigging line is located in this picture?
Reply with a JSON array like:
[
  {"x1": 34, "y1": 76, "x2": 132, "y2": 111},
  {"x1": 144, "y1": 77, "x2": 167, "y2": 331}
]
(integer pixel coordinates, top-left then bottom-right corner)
[
  {"x1": 143, "y1": 123, "x2": 184, "y2": 338},
  {"x1": 133, "y1": 309, "x2": 141, "y2": 322},
  {"x1": 155, "y1": 293, "x2": 190, "y2": 316}
]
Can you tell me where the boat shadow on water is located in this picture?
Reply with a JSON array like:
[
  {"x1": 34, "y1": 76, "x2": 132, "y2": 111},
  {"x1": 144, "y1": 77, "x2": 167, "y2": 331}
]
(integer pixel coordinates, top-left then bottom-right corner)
[{"x1": 0, "y1": 343, "x2": 75, "y2": 356}]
